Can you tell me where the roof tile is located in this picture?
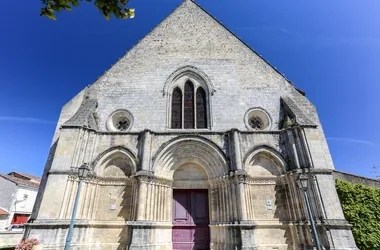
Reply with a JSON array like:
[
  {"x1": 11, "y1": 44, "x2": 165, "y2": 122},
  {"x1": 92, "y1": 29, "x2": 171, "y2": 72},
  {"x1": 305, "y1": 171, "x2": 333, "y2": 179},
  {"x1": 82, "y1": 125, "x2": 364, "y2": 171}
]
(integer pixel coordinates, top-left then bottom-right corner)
[{"x1": 0, "y1": 172, "x2": 41, "y2": 188}]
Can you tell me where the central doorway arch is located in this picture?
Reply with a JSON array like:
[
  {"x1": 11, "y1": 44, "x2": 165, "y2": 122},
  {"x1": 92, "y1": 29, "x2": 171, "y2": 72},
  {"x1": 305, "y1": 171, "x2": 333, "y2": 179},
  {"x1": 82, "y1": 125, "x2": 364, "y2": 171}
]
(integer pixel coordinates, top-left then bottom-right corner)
[
  {"x1": 172, "y1": 163, "x2": 210, "y2": 250},
  {"x1": 152, "y1": 137, "x2": 229, "y2": 250}
]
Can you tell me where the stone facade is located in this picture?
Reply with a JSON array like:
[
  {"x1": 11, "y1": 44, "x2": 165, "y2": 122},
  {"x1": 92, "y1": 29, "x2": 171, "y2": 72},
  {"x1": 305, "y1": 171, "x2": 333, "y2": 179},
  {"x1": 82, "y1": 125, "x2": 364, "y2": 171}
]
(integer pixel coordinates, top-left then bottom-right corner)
[{"x1": 25, "y1": 1, "x2": 358, "y2": 249}]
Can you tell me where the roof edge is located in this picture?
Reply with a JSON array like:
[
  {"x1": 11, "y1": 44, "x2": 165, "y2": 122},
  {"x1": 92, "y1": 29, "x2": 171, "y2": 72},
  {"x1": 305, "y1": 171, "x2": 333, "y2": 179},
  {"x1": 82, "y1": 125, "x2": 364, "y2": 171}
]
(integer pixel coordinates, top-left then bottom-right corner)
[
  {"x1": 88, "y1": 1, "x2": 188, "y2": 88},
  {"x1": 88, "y1": 0, "x2": 294, "y2": 89},
  {"x1": 191, "y1": 1, "x2": 293, "y2": 85}
]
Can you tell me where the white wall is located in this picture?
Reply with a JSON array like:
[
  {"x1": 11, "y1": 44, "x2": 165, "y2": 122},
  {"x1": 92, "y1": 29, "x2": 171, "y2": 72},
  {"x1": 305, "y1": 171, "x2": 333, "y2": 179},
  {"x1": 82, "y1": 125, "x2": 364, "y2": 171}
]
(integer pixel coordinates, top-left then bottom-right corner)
[
  {"x1": 2, "y1": 186, "x2": 39, "y2": 229},
  {"x1": 13, "y1": 187, "x2": 38, "y2": 214}
]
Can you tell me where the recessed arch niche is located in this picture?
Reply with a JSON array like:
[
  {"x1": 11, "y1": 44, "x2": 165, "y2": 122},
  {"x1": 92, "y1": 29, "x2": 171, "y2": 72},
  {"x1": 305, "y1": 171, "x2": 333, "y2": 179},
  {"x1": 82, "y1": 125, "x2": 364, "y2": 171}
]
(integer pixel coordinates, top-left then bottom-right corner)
[
  {"x1": 173, "y1": 163, "x2": 209, "y2": 189},
  {"x1": 93, "y1": 148, "x2": 137, "y2": 178},
  {"x1": 242, "y1": 146, "x2": 289, "y2": 224},
  {"x1": 244, "y1": 147, "x2": 286, "y2": 177}
]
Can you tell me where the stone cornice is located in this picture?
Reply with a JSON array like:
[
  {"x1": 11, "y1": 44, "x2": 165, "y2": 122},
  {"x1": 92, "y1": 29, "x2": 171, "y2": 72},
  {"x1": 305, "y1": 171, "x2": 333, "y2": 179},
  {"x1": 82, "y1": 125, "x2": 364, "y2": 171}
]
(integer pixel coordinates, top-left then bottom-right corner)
[
  {"x1": 59, "y1": 125, "x2": 284, "y2": 136},
  {"x1": 26, "y1": 219, "x2": 130, "y2": 228},
  {"x1": 321, "y1": 219, "x2": 353, "y2": 229},
  {"x1": 135, "y1": 171, "x2": 173, "y2": 187},
  {"x1": 289, "y1": 168, "x2": 334, "y2": 175}
]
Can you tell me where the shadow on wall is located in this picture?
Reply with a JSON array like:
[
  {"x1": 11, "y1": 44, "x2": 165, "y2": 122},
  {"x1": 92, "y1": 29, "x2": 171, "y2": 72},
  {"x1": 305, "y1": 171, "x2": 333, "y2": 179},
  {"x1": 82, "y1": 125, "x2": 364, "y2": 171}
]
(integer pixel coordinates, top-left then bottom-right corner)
[
  {"x1": 117, "y1": 184, "x2": 131, "y2": 250},
  {"x1": 274, "y1": 184, "x2": 294, "y2": 250},
  {"x1": 246, "y1": 149, "x2": 295, "y2": 249},
  {"x1": 24, "y1": 139, "x2": 59, "y2": 240},
  {"x1": 95, "y1": 149, "x2": 135, "y2": 250}
]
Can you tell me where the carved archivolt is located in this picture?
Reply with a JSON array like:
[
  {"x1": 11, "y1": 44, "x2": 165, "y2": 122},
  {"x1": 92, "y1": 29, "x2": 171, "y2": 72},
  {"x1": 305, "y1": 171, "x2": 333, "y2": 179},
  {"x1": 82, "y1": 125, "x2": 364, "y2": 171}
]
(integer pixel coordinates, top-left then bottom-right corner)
[
  {"x1": 243, "y1": 146, "x2": 287, "y2": 177},
  {"x1": 91, "y1": 147, "x2": 137, "y2": 177},
  {"x1": 153, "y1": 136, "x2": 228, "y2": 179}
]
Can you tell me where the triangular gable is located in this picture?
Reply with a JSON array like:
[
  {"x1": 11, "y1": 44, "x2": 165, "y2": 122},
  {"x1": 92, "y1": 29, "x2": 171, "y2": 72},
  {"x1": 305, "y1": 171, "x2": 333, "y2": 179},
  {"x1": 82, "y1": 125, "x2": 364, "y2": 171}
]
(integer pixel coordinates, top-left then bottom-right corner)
[
  {"x1": 89, "y1": 0, "x2": 292, "y2": 89},
  {"x1": 189, "y1": 0, "x2": 291, "y2": 83}
]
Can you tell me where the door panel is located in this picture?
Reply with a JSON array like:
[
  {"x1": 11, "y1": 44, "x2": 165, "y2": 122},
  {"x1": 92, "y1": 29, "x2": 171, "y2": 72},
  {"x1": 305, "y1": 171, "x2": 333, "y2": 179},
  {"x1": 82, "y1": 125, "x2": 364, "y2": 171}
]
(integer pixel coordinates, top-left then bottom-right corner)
[
  {"x1": 192, "y1": 191, "x2": 208, "y2": 225},
  {"x1": 174, "y1": 191, "x2": 189, "y2": 224},
  {"x1": 173, "y1": 190, "x2": 210, "y2": 250}
]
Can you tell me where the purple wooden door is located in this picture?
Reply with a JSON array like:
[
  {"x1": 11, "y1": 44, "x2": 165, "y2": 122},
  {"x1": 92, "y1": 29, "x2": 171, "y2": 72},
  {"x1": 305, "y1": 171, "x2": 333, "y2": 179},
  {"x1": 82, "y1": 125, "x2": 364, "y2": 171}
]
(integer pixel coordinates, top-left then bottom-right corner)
[{"x1": 173, "y1": 190, "x2": 210, "y2": 250}]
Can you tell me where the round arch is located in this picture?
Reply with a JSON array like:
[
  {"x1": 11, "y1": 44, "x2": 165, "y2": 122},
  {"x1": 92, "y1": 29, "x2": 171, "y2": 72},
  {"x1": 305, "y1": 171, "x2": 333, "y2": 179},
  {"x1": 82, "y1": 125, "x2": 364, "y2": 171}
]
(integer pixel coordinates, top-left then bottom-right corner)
[
  {"x1": 243, "y1": 145, "x2": 287, "y2": 177},
  {"x1": 152, "y1": 136, "x2": 228, "y2": 179},
  {"x1": 91, "y1": 146, "x2": 137, "y2": 177}
]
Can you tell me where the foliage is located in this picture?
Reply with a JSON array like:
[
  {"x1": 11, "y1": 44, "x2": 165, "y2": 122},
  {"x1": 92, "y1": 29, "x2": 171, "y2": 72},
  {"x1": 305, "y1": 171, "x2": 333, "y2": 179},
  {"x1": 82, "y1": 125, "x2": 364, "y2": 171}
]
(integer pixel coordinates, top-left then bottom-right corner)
[
  {"x1": 40, "y1": 0, "x2": 135, "y2": 20},
  {"x1": 335, "y1": 179, "x2": 380, "y2": 250},
  {"x1": 16, "y1": 238, "x2": 39, "y2": 250}
]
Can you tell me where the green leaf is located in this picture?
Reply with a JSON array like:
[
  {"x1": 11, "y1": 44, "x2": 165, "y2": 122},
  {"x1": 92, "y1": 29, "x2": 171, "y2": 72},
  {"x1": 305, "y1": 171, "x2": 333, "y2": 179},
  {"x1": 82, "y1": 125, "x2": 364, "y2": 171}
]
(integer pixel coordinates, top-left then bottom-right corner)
[
  {"x1": 41, "y1": 0, "x2": 135, "y2": 20},
  {"x1": 72, "y1": 0, "x2": 79, "y2": 7},
  {"x1": 336, "y1": 180, "x2": 380, "y2": 250},
  {"x1": 62, "y1": 5, "x2": 72, "y2": 10}
]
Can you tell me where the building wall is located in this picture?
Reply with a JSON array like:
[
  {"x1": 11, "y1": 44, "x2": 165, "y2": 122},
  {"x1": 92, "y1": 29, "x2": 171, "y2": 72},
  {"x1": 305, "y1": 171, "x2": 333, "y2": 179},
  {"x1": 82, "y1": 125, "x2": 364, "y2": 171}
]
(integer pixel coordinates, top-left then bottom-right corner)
[
  {"x1": 0, "y1": 231, "x2": 23, "y2": 247},
  {"x1": 0, "y1": 178, "x2": 38, "y2": 231},
  {"x1": 333, "y1": 170, "x2": 380, "y2": 189},
  {"x1": 0, "y1": 178, "x2": 16, "y2": 212},
  {"x1": 14, "y1": 187, "x2": 39, "y2": 214},
  {"x1": 27, "y1": 129, "x2": 358, "y2": 249},
  {"x1": 5, "y1": 186, "x2": 38, "y2": 230},
  {"x1": 0, "y1": 178, "x2": 16, "y2": 230}
]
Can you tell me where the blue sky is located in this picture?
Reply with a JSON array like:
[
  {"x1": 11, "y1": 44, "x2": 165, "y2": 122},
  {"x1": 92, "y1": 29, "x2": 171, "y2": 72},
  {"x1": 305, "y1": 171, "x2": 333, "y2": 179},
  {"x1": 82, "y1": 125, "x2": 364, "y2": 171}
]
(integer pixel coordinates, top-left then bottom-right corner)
[{"x1": 1, "y1": 0, "x2": 379, "y2": 178}]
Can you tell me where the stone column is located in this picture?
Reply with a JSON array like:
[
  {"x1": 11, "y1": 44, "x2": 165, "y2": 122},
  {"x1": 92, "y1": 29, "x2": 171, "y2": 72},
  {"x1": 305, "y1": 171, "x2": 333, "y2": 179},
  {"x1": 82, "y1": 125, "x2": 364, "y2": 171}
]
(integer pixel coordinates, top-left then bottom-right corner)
[
  {"x1": 136, "y1": 176, "x2": 149, "y2": 220},
  {"x1": 140, "y1": 130, "x2": 152, "y2": 171},
  {"x1": 231, "y1": 129, "x2": 243, "y2": 170},
  {"x1": 286, "y1": 129, "x2": 301, "y2": 169},
  {"x1": 236, "y1": 173, "x2": 248, "y2": 221}
]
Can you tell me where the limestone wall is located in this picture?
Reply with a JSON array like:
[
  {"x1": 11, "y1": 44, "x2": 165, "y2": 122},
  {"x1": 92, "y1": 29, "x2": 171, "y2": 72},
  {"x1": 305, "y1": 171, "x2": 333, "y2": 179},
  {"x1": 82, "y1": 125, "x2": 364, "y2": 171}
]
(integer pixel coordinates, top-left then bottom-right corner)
[
  {"x1": 0, "y1": 231, "x2": 23, "y2": 248},
  {"x1": 333, "y1": 170, "x2": 380, "y2": 189}
]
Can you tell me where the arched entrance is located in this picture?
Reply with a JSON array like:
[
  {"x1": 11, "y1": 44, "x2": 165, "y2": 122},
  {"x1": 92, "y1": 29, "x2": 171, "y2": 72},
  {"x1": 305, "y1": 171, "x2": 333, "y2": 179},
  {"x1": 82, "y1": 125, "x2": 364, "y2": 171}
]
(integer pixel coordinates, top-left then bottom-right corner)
[
  {"x1": 153, "y1": 137, "x2": 228, "y2": 250},
  {"x1": 172, "y1": 163, "x2": 210, "y2": 249}
]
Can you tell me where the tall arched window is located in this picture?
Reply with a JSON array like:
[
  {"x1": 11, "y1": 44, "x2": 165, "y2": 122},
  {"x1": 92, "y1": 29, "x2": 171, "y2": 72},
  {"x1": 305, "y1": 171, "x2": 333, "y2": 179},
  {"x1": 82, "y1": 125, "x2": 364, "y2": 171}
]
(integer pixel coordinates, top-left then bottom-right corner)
[
  {"x1": 184, "y1": 81, "x2": 195, "y2": 129},
  {"x1": 171, "y1": 87, "x2": 182, "y2": 129},
  {"x1": 196, "y1": 87, "x2": 207, "y2": 129},
  {"x1": 170, "y1": 80, "x2": 208, "y2": 129}
]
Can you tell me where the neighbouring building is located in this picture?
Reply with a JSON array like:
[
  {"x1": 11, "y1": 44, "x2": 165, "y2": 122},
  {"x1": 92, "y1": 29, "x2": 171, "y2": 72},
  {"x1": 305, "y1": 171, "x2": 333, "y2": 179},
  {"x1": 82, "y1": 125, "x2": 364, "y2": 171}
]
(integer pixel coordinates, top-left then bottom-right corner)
[
  {"x1": 26, "y1": 0, "x2": 358, "y2": 249},
  {"x1": 0, "y1": 172, "x2": 40, "y2": 230}
]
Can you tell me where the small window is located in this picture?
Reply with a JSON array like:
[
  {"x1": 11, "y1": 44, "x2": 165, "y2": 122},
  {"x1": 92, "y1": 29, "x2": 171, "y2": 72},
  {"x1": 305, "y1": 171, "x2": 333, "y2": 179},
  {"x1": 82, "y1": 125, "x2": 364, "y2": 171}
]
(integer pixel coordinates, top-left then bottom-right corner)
[
  {"x1": 245, "y1": 108, "x2": 271, "y2": 131},
  {"x1": 116, "y1": 117, "x2": 130, "y2": 131},
  {"x1": 106, "y1": 110, "x2": 133, "y2": 132},
  {"x1": 248, "y1": 116, "x2": 264, "y2": 130}
]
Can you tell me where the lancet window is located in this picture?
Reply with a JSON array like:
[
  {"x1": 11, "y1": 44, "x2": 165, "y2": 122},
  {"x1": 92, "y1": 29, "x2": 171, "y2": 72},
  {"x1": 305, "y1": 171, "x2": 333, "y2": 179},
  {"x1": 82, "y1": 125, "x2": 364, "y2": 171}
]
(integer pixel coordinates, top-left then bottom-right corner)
[
  {"x1": 171, "y1": 80, "x2": 208, "y2": 129},
  {"x1": 171, "y1": 87, "x2": 182, "y2": 129}
]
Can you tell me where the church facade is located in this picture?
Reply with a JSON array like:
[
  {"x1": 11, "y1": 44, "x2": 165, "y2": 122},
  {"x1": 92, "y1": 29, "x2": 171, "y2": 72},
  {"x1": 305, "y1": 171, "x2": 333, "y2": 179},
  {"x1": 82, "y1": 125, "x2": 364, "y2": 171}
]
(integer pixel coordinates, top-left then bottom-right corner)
[{"x1": 27, "y1": 1, "x2": 358, "y2": 249}]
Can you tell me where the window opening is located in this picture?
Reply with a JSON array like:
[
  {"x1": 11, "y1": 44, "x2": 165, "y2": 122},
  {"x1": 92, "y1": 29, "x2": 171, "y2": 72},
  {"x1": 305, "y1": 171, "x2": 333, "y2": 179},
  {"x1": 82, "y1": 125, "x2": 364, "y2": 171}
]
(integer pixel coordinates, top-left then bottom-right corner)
[
  {"x1": 116, "y1": 117, "x2": 130, "y2": 131},
  {"x1": 248, "y1": 116, "x2": 264, "y2": 130},
  {"x1": 196, "y1": 87, "x2": 207, "y2": 129},
  {"x1": 171, "y1": 87, "x2": 183, "y2": 129},
  {"x1": 184, "y1": 81, "x2": 195, "y2": 129}
]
